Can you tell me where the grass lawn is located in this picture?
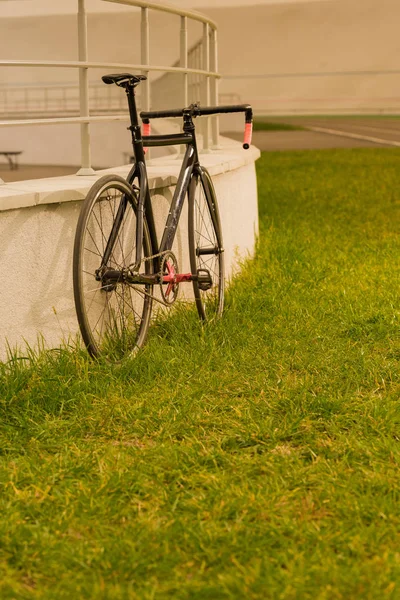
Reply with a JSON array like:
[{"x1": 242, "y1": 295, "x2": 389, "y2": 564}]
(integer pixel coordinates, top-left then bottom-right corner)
[
  {"x1": 255, "y1": 114, "x2": 400, "y2": 122},
  {"x1": 1, "y1": 149, "x2": 400, "y2": 598},
  {"x1": 253, "y1": 119, "x2": 305, "y2": 131}
]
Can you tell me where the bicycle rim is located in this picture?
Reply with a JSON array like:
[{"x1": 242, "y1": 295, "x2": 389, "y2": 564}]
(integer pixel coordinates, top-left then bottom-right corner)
[
  {"x1": 73, "y1": 175, "x2": 153, "y2": 361},
  {"x1": 188, "y1": 169, "x2": 224, "y2": 320}
]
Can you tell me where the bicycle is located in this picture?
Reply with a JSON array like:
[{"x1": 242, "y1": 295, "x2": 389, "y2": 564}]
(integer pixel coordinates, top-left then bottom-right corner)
[{"x1": 73, "y1": 73, "x2": 253, "y2": 361}]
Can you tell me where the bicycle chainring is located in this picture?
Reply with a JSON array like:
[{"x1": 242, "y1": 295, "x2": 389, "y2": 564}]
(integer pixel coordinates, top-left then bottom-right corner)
[{"x1": 159, "y1": 251, "x2": 180, "y2": 305}]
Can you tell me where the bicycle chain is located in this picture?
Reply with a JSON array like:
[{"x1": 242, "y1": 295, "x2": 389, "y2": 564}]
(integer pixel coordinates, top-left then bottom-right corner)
[{"x1": 128, "y1": 248, "x2": 170, "y2": 270}]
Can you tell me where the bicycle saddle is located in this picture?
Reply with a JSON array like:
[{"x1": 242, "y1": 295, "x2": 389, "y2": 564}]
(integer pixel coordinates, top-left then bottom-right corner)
[{"x1": 102, "y1": 73, "x2": 147, "y2": 87}]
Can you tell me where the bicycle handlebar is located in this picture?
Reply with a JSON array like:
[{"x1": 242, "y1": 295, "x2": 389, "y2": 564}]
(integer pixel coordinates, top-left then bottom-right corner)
[{"x1": 140, "y1": 104, "x2": 253, "y2": 149}]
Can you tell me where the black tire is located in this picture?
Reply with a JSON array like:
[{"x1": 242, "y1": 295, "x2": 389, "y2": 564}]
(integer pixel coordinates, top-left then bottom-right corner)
[
  {"x1": 73, "y1": 174, "x2": 153, "y2": 360},
  {"x1": 188, "y1": 168, "x2": 225, "y2": 320}
]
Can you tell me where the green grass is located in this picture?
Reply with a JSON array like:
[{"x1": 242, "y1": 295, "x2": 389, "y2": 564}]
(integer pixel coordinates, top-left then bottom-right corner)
[
  {"x1": 255, "y1": 114, "x2": 400, "y2": 126},
  {"x1": 258, "y1": 114, "x2": 400, "y2": 121},
  {"x1": 2, "y1": 148, "x2": 400, "y2": 598},
  {"x1": 253, "y1": 119, "x2": 305, "y2": 131}
]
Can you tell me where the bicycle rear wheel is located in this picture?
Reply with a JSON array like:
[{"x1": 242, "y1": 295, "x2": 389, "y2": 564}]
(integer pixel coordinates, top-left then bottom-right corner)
[
  {"x1": 188, "y1": 168, "x2": 224, "y2": 320},
  {"x1": 73, "y1": 174, "x2": 153, "y2": 360}
]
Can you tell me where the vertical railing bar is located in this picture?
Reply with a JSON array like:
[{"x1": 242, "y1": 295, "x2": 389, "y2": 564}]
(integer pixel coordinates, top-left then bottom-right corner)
[
  {"x1": 179, "y1": 15, "x2": 188, "y2": 158},
  {"x1": 0, "y1": 4, "x2": 221, "y2": 186},
  {"x1": 141, "y1": 7, "x2": 150, "y2": 112},
  {"x1": 197, "y1": 43, "x2": 201, "y2": 103},
  {"x1": 180, "y1": 16, "x2": 188, "y2": 108},
  {"x1": 202, "y1": 22, "x2": 210, "y2": 151},
  {"x1": 192, "y1": 46, "x2": 196, "y2": 103},
  {"x1": 0, "y1": 90, "x2": 5, "y2": 181},
  {"x1": 210, "y1": 27, "x2": 219, "y2": 148},
  {"x1": 76, "y1": 0, "x2": 95, "y2": 175},
  {"x1": 141, "y1": 7, "x2": 150, "y2": 158}
]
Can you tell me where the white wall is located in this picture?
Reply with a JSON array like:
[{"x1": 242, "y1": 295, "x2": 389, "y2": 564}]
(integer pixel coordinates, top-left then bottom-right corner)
[
  {"x1": 2, "y1": 0, "x2": 398, "y2": 113},
  {"x1": 206, "y1": 0, "x2": 400, "y2": 114},
  {"x1": 0, "y1": 10, "x2": 200, "y2": 166},
  {"x1": 2, "y1": 0, "x2": 397, "y2": 168},
  {"x1": 0, "y1": 140, "x2": 260, "y2": 359},
  {"x1": 1, "y1": 119, "x2": 176, "y2": 168}
]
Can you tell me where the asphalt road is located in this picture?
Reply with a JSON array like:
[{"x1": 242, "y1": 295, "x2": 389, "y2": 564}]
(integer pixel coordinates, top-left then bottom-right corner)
[
  {"x1": 0, "y1": 164, "x2": 78, "y2": 184},
  {"x1": 2, "y1": 118, "x2": 400, "y2": 183},
  {"x1": 224, "y1": 117, "x2": 400, "y2": 152}
]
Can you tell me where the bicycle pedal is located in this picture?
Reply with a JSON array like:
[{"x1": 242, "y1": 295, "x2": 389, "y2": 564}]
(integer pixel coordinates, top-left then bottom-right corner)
[{"x1": 197, "y1": 269, "x2": 212, "y2": 291}]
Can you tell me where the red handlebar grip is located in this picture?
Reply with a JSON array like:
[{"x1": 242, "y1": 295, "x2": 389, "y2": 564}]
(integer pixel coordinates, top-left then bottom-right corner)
[
  {"x1": 243, "y1": 122, "x2": 252, "y2": 149},
  {"x1": 143, "y1": 122, "x2": 151, "y2": 153}
]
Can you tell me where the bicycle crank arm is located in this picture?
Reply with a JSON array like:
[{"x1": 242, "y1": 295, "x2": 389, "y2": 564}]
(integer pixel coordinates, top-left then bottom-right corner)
[
  {"x1": 162, "y1": 272, "x2": 193, "y2": 284},
  {"x1": 101, "y1": 268, "x2": 210, "y2": 287},
  {"x1": 161, "y1": 272, "x2": 212, "y2": 285},
  {"x1": 101, "y1": 270, "x2": 194, "y2": 286}
]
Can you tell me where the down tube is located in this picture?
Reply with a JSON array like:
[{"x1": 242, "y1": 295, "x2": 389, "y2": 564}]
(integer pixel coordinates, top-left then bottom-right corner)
[{"x1": 159, "y1": 144, "x2": 196, "y2": 253}]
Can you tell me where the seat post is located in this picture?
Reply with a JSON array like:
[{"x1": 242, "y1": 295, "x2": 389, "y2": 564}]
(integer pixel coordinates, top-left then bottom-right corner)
[
  {"x1": 125, "y1": 84, "x2": 139, "y2": 129},
  {"x1": 125, "y1": 83, "x2": 146, "y2": 165}
]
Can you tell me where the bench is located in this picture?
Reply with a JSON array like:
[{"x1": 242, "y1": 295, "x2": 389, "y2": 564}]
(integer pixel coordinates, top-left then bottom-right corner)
[{"x1": 0, "y1": 151, "x2": 22, "y2": 170}]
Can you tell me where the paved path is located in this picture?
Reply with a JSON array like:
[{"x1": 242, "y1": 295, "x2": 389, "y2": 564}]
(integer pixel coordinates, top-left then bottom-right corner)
[
  {"x1": 224, "y1": 117, "x2": 400, "y2": 152},
  {"x1": 224, "y1": 129, "x2": 382, "y2": 151},
  {"x1": 2, "y1": 119, "x2": 400, "y2": 183},
  {"x1": 0, "y1": 164, "x2": 78, "y2": 184}
]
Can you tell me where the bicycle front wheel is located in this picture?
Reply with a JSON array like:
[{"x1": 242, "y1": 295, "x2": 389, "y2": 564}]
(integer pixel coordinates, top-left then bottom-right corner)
[
  {"x1": 73, "y1": 174, "x2": 153, "y2": 360},
  {"x1": 188, "y1": 168, "x2": 225, "y2": 320}
]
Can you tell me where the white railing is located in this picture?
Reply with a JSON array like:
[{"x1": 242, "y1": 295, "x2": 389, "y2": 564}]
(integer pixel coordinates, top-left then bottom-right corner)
[
  {"x1": 0, "y1": 82, "x2": 127, "y2": 116},
  {"x1": 0, "y1": 85, "x2": 241, "y2": 119},
  {"x1": 151, "y1": 33, "x2": 220, "y2": 147},
  {"x1": 0, "y1": 0, "x2": 221, "y2": 180}
]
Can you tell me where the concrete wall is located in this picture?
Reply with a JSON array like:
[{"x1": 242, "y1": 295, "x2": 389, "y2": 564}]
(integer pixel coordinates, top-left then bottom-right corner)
[
  {"x1": 0, "y1": 140, "x2": 259, "y2": 360},
  {"x1": 0, "y1": 10, "x2": 200, "y2": 166},
  {"x1": 0, "y1": 119, "x2": 178, "y2": 169},
  {"x1": 1, "y1": 0, "x2": 398, "y2": 115},
  {"x1": 1, "y1": 0, "x2": 398, "y2": 166},
  {"x1": 206, "y1": 0, "x2": 400, "y2": 114},
  {"x1": 2, "y1": 0, "x2": 399, "y2": 158}
]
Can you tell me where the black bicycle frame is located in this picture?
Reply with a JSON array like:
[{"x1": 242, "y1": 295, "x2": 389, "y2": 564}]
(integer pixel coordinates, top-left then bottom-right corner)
[
  {"x1": 103, "y1": 79, "x2": 252, "y2": 278},
  {"x1": 124, "y1": 89, "x2": 199, "y2": 274}
]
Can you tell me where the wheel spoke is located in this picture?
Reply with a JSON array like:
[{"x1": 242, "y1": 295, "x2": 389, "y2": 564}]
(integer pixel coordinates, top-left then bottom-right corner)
[
  {"x1": 189, "y1": 172, "x2": 224, "y2": 321},
  {"x1": 73, "y1": 176, "x2": 153, "y2": 360}
]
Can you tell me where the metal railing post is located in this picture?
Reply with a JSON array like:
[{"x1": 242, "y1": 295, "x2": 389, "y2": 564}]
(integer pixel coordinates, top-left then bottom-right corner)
[
  {"x1": 141, "y1": 7, "x2": 150, "y2": 112},
  {"x1": 0, "y1": 1, "x2": 221, "y2": 185},
  {"x1": 76, "y1": 0, "x2": 95, "y2": 175},
  {"x1": 141, "y1": 7, "x2": 150, "y2": 157},
  {"x1": 210, "y1": 27, "x2": 220, "y2": 148},
  {"x1": 201, "y1": 22, "x2": 210, "y2": 151},
  {"x1": 180, "y1": 16, "x2": 188, "y2": 107},
  {"x1": 0, "y1": 87, "x2": 5, "y2": 178},
  {"x1": 179, "y1": 16, "x2": 188, "y2": 157}
]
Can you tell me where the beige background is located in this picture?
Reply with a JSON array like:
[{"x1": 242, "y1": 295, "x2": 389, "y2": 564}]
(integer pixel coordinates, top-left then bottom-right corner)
[
  {"x1": 0, "y1": 0, "x2": 398, "y2": 165},
  {"x1": 1, "y1": 0, "x2": 399, "y2": 113}
]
